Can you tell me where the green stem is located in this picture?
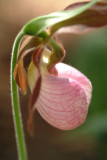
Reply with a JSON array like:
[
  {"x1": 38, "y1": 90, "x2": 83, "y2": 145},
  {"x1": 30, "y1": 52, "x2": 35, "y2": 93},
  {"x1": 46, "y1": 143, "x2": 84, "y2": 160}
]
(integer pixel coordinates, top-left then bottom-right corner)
[{"x1": 10, "y1": 31, "x2": 28, "y2": 160}]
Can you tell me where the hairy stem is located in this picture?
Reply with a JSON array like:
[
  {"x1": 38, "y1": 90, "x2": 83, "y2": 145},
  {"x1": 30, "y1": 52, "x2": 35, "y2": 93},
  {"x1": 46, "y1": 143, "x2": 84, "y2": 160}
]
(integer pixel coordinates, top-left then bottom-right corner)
[{"x1": 10, "y1": 31, "x2": 28, "y2": 160}]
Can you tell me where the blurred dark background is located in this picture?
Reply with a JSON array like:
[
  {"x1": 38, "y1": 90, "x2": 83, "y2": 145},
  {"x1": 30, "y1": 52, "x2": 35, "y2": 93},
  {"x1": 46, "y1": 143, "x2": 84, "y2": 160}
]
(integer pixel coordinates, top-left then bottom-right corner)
[{"x1": 0, "y1": 0, "x2": 107, "y2": 160}]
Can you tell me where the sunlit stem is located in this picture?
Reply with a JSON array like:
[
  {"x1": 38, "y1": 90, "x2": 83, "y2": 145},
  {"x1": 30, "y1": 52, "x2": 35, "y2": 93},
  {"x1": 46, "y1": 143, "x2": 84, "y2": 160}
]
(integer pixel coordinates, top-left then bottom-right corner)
[
  {"x1": 49, "y1": 38, "x2": 64, "y2": 59},
  {"x1": 38, "y1": 31, "x2": 64, "y2": 59},
  {"x1": 10, "y1": 31, "x2": 28, "y2": 160}
]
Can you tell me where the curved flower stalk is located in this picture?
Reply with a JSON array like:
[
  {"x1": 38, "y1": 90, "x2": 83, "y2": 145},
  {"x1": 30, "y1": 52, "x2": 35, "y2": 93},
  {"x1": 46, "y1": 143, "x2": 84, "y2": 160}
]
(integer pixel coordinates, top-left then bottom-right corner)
[{"x1": 10, "y1": 0, "x2": 107, "y2": 159}]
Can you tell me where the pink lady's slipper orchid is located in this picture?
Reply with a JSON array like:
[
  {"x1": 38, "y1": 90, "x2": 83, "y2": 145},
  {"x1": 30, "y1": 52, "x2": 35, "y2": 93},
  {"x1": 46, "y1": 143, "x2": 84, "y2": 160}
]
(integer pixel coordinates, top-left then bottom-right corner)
[
  {"x1": 13, "y1": 0, "x2": 107, "y2": 135},
  {"x1": 10, "y1": 1, "x2": 107, "y2": 160},
  {"x1": 27, "y1": 47, "x2": 92, "y2": 132}
]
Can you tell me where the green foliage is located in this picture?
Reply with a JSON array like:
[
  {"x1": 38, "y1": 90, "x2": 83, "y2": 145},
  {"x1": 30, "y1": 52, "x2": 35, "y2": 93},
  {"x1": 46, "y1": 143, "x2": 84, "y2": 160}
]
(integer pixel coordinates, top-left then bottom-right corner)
[{"x1": 23, "y1": 0, "x2": 98, "y2": 36}]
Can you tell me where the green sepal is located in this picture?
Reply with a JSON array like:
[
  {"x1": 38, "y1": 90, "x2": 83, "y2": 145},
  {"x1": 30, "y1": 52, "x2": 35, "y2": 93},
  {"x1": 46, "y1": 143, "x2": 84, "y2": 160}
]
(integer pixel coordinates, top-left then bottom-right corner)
[{"x1": 22, "y1": 0, "x2": 98, "y2": 37}]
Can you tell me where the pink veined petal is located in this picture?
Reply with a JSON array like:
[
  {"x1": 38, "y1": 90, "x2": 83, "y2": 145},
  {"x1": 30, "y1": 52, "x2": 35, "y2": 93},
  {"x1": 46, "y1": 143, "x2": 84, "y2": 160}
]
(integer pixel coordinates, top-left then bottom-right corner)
[
  {"x1": 55, "y1": 63, "x2": 92, "y2": 105},
  {"x1": 34, "y1": 63, "x2": 92, "y2": 130}
]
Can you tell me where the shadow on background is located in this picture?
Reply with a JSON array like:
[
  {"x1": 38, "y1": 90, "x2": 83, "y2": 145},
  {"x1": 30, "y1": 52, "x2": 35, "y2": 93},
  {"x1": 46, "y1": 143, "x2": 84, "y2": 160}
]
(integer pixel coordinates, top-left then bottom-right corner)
[{"x1": 0, "y1": 0, "x2": 107, "y2": 160}]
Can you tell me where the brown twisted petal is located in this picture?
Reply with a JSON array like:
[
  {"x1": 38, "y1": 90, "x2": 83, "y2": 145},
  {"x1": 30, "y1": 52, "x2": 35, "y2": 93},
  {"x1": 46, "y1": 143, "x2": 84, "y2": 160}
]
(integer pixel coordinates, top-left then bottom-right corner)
[
  {"x1": 14, "y1": 36, "x2": 43, "y2": 94},
  {"x1": 14, "y1": 58, "x2": 28, "y2": 95}
]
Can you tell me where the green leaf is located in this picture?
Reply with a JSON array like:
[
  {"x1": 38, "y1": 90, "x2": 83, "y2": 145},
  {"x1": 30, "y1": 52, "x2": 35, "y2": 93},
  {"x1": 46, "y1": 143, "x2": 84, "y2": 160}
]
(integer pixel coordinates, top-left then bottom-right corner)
[
  {"x1": 23, "y1": 0, "x2": 98, "y2": 37},
  {"x1": 55, "y1": 1, "x2": 107, "y2": 35}
]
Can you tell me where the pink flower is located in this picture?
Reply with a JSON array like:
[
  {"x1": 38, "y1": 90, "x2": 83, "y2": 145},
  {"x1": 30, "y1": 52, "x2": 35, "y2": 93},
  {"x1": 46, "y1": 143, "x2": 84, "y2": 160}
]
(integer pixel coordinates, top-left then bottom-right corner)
[
  {"x1": 27, "y1": 48, "x2": 92, "y2": 131},
  {"x1": 14, "y1": 35, "x2": 92, "y2": 134},
  {"x1": 13, "y1": 0, "x2": 107, "y2": 135}
]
